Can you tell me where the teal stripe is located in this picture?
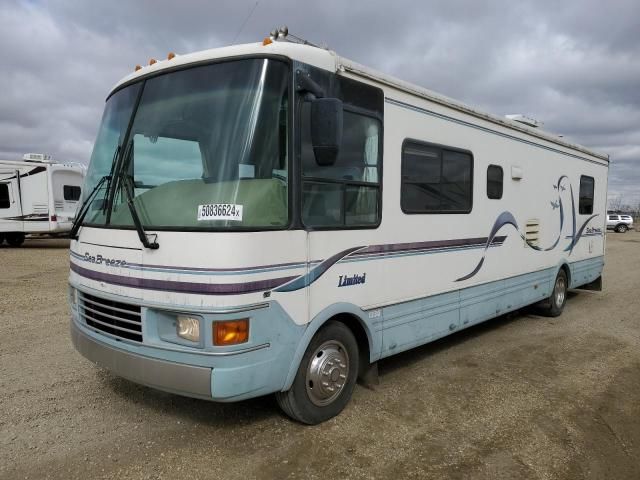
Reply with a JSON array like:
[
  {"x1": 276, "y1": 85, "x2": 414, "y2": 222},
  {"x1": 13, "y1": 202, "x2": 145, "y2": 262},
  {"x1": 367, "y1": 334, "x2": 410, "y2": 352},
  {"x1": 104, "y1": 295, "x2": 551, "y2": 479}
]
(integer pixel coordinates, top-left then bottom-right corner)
[{"x1": 126, "y1": 264, "x2": 308, "y2": 276}]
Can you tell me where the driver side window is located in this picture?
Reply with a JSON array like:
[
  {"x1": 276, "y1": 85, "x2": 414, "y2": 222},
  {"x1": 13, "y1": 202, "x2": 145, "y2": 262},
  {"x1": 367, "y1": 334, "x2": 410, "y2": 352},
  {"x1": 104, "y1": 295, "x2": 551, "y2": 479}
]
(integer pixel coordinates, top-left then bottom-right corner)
[{"x1": 300, "y1": 76, "x2": 383, "y2": 229}]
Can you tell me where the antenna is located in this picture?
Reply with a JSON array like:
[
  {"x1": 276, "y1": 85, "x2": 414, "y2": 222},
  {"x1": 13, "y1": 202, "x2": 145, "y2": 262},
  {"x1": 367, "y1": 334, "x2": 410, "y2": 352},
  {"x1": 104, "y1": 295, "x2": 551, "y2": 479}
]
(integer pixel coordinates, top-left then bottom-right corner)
[{"x1": 232, "y1": 1, "x2": 259, "y2": 44}]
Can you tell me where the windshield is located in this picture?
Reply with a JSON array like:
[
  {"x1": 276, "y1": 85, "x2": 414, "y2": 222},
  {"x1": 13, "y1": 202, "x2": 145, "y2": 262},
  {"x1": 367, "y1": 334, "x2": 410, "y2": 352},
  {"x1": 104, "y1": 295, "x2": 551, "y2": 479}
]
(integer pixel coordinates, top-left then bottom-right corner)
[{"x1": 83, "y1": 58, "x2": 290, "y2": 230}]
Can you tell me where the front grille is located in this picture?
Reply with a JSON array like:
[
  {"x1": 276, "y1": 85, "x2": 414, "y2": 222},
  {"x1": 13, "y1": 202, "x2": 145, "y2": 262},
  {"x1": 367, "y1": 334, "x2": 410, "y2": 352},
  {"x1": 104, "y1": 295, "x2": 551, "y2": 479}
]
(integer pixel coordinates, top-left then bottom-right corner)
[{"x1": 79, "y1": 292, "x2": 142, "y2": 342}]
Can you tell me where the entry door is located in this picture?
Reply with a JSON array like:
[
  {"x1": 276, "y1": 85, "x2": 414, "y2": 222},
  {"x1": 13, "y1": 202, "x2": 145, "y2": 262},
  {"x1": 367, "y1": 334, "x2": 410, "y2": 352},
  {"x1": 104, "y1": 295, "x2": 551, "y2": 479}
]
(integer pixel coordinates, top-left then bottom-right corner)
[{"x1": 0, "y1": 176, "x2": 23, "y2": 232}]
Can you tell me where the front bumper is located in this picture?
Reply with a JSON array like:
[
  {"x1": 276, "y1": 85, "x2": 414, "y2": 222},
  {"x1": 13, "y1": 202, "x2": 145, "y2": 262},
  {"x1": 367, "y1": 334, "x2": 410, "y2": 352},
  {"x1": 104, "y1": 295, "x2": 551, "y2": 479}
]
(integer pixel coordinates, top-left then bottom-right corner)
[
  {"x1": 68, "y1": 286, "x2": 306, "y2": 402},
  {"x1": 71, "y1": 319, "x2": 213, "y2": 399}
]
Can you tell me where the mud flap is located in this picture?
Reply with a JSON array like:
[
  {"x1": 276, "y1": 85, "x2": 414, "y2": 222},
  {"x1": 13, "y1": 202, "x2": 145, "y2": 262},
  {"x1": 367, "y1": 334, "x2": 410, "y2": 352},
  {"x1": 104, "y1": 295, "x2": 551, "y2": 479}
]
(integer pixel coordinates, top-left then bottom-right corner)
[
  {"x1": 576, "y1": 275, "x2": 603, "y2": 292},
  {"x1": 358, "y1": 361, "x2": 379, "y2": 390}
]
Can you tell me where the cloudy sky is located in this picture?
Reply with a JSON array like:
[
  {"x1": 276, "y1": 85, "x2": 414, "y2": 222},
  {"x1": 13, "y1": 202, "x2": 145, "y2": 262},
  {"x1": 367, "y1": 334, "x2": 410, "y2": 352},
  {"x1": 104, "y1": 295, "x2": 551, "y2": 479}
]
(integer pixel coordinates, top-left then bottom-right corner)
[{"x1": 1, "y1": 0, "x2": 638, "y2": 204}]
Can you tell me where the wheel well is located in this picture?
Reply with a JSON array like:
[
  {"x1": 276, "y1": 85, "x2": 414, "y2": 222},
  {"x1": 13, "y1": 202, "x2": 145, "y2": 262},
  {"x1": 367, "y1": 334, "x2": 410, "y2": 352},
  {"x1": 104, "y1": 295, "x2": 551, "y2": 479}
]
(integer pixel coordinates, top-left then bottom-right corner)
[{"x1": 330, "y1": 313, "x2": 371, "y2": 378}]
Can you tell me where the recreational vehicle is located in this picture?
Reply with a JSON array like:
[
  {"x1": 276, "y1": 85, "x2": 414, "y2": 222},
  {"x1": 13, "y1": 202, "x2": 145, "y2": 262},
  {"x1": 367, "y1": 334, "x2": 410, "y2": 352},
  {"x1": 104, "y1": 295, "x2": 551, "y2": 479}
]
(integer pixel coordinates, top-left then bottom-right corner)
[
  {"x1": 0, "y1": 154, "x2": 85, "y2": 246},
  {"x1": 69, "y1": 30, "x2": 608, "y2": 424}
]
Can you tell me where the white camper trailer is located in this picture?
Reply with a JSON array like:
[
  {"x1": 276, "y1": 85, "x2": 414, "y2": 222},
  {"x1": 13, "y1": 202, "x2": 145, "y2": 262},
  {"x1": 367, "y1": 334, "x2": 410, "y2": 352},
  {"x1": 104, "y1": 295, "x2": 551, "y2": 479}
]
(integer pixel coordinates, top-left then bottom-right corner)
[
  {"x1": 0, "y1": 154, "x2": 85, "y2": 246},
  {"x1": 69, "y1": 33, "x2": 608, "y2": 424}
]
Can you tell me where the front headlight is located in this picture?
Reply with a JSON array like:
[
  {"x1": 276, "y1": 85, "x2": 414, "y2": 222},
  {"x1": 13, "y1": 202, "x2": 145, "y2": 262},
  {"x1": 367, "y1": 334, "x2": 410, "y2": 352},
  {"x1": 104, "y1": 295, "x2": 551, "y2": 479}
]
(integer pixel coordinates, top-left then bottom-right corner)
[{"x1": 176, "y1": 315, "x2": 200, "y2": 342}]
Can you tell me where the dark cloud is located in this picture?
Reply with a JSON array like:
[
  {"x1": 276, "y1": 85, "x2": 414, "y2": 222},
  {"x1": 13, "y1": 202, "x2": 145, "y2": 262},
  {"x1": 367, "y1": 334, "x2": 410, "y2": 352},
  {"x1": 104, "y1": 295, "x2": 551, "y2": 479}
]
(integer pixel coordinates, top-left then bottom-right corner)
[{"x1": 1, "y1": 0, "x2": 638, "y2": 203}]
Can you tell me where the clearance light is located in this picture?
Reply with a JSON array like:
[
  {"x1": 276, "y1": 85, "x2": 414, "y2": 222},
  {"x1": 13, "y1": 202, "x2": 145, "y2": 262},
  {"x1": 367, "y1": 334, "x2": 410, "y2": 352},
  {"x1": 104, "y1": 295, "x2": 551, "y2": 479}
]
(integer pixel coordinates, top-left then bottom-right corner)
[
  {"x1": 214, "y1": 319, "x2": 249, "y2": 346},
  {"x1": 262, "y1": 37, "x2": 272, "y2": 46},
  {"x1": 135, "y1": 65, "x2": 142, "y2": 71},
  {"x1": 149, "y1": 58, "x2": 157, "y2": 65},
  {"x1": 167, "y1": 52, "x2": 176, "y2": 60},
  {"x1": 177, "y1": 315, "x2": 200, "y2": 342}
]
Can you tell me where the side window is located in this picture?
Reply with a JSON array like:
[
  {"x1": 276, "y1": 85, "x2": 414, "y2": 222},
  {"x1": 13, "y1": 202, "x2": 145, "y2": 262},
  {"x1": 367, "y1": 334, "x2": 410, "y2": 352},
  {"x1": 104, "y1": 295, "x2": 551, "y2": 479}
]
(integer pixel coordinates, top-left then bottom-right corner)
[
  {"x1": 63, "y1": 185, "x2": 81, "y2": 201},
  {"x1": 487, "y1": 165, "x2": 503, "y2": 199},
  {"x1": 0, "y1": 183, "x2": 9, "y2": 209},
  {"x1": 579, "y1": 175, "x2": 594, "y2": 215},
  {"x1": 301, "y1": 76, "x2": 383, "y2": 229},
  {"x1": 401, "y1": 141, "x2": 473, "y2": 213}
]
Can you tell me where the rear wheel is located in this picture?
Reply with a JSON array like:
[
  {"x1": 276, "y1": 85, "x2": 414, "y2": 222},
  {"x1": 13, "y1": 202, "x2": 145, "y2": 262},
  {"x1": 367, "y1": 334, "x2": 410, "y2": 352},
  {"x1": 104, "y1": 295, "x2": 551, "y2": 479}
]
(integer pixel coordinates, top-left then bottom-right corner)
[
  {"x1": 276, "y1": 321, "x2": 358, "y2": 425},
  {"x1": 540, "y1": 269, "x2": 568, "y2": 317},
  {"x1": 6, "y1": 232, "x2": 25, "y2": 247},
  {"x1": 615, "y1": 224, "x2": 628, "y2": 233}
]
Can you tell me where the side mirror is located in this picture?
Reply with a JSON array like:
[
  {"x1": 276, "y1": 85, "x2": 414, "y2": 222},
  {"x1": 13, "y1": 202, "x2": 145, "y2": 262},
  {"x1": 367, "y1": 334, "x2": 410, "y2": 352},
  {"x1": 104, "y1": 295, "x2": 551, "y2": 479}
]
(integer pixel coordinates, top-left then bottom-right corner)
[{"x1": 311, "y1": 97, "x2": 343, "y2": 166}]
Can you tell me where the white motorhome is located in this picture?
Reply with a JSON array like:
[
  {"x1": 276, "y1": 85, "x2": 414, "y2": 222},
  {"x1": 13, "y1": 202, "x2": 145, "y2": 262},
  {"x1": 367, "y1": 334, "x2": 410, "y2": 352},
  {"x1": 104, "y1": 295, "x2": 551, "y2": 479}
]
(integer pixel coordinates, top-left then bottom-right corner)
[
  {"x1": 69, "y1": 32, "x2": 608, "y2": 424},
  {"x1": 0, "y1": 154, "x2": 85, "y2": 246}
]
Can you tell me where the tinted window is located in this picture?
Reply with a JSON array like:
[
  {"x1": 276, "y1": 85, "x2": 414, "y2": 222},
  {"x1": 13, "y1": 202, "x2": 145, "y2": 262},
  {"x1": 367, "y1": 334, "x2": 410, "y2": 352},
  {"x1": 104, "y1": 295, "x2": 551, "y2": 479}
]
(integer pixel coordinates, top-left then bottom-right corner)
[
  {"x1": 401, "y1": 141, "x2": 472, "y2": 213},
  {"x1": 63, "y1": 185, "x2": 81, "y2": 201},
  {"x1": 487, "y1": 165, "x2": 503, "y2": 199},
  {"x1": 579, "y1": 176, "x2": 594, "y2": 215},
  {"x1": 0, "y1": 183, "x2": 9, "y2": 209}
]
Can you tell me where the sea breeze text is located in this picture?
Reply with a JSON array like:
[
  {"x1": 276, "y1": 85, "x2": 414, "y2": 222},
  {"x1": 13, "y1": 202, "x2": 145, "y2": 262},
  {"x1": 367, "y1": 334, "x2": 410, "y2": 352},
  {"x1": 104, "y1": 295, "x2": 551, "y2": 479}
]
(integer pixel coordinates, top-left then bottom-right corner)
[{"x1": 84, "y1": 252, "x2": 127, "y2": 268}]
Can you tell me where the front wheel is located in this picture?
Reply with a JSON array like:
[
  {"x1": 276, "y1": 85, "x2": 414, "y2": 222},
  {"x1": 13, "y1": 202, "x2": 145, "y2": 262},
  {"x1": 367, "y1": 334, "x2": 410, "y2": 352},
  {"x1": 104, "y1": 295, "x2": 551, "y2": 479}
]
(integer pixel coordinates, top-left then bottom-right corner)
[
  {"x1": 276, "y1": 321, "x2": 359, "y2": 425},
  {"x1": 615, "y1": 224, "x2": 628, "y2": 233}
]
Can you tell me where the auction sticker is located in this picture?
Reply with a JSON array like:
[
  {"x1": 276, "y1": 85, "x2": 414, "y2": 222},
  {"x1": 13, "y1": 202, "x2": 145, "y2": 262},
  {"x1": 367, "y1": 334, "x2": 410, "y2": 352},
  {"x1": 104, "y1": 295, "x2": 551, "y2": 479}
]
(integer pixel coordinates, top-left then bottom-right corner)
[{"x1": 197, "y1": 204, "x2": 243, "y2": 221}]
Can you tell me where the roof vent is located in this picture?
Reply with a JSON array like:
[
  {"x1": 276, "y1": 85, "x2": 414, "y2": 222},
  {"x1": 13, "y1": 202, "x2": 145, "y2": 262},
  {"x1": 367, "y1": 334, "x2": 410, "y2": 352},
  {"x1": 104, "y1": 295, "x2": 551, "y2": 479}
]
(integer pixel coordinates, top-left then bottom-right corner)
[{"x1": 506, "y1": 114, "x2": 544, "y2": 129}]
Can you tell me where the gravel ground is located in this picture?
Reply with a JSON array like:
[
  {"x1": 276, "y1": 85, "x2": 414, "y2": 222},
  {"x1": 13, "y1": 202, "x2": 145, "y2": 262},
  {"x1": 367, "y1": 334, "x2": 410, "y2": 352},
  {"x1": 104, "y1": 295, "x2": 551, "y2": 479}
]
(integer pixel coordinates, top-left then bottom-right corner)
[{"x1": 1, "y1": 233, "x2": 639, "y2": 480}]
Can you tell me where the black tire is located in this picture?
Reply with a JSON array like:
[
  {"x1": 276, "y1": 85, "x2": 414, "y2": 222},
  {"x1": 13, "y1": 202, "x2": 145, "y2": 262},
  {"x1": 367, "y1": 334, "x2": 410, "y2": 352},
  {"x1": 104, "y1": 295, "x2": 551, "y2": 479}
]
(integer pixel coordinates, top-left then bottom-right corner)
[
  {"x1": 6, "y1": 232, "x2": 25, "y2": 247},
  {"x1": 276, "y1": 321, "x2": 359, "y2": 425},
  {"x1": 615, "y1": 224, "x2": 628, "y2": 233},
  {"x1": 0, "y1": 233, "x2": 5, "y2": 245},
  {"x1": 539, "y1": 269, "x2": 568, "y2": 317}
]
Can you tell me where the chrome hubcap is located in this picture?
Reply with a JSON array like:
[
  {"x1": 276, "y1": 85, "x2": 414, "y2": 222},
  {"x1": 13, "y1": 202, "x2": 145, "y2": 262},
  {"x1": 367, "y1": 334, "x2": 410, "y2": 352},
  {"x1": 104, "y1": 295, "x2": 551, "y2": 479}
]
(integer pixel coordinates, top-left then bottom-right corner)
[
  {"x1": 305, "y1": 340, "x2": 349, "y2": 406},
  {"x1": 555, "y1": 276, "x2": 566, "y2": 306}
]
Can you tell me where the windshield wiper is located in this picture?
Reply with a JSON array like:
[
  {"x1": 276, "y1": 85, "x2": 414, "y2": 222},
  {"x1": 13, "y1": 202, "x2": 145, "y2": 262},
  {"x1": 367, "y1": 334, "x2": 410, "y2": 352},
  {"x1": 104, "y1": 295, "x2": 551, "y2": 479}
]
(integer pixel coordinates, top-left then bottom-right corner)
[
  {"x1": 102, "y1": 144, "x2": 121, "y2": 215},
  {"x1": 70, "y1": 175, "x2": 110, "y2": 240},
  {"x1": 117, "y1": 140, "x2": 159, "y2": 250}
]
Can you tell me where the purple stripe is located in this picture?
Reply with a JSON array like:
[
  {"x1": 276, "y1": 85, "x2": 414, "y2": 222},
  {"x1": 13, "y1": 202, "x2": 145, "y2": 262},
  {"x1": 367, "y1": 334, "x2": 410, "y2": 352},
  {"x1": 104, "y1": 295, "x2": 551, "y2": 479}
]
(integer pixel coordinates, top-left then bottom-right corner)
[
  {"x1": 70, "y1": 262, "x2": 296, "y2": 296},
  {"x1": 352, "y1": 236, "x2": 507, "y2": 256}
]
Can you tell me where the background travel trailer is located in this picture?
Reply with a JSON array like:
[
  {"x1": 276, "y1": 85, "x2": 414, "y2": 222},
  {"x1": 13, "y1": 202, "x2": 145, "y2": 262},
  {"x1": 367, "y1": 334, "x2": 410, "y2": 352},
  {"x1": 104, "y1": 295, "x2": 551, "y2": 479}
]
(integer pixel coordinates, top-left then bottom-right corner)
[{"x1": 0, "y1": 154, "x2": 85, "y2": 246}]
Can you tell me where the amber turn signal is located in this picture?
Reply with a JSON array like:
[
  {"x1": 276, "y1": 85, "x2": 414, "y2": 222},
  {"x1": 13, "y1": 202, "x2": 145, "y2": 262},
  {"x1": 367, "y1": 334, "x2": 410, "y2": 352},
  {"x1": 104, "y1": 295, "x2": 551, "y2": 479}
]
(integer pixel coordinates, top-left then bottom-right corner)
[{"x1": 213, "y1": 319, "x2": 249, "y2": 346}]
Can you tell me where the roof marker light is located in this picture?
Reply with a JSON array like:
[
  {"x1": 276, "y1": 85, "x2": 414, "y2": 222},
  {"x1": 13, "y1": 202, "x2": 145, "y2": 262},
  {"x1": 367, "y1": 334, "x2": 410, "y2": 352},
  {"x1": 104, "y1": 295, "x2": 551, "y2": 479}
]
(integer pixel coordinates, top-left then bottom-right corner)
[
  {"x1": 149, "y1": 58, "x2": 157, "y2": 65},
  {"x1": 134, "y1": 65, "x2": 142, "y2": 71},
  {"x1": 262, "y1": 37, "x2": 272, "y2": 46},
  {"x1": 167, "y1": 52, "x2": 176, "y2": 60}
]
